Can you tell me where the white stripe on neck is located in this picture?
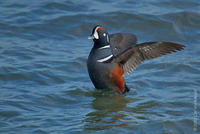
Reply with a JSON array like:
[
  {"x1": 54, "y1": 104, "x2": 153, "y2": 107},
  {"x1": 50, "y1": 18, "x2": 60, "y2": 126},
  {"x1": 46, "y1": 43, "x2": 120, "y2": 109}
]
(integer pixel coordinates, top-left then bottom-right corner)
[
  {"x1": 98, "y1": 45, "x2": 110, "y2": 50},
  {"x1": 97, "y1": 55, "x2": 113, "y2": 63}
]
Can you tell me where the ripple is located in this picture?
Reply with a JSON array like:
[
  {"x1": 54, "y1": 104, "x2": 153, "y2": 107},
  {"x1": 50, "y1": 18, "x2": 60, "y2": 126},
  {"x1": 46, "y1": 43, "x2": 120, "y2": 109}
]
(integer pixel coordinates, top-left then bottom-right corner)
[{"x1": 0, "y1": 111, "x2": 20, "y2": 118}]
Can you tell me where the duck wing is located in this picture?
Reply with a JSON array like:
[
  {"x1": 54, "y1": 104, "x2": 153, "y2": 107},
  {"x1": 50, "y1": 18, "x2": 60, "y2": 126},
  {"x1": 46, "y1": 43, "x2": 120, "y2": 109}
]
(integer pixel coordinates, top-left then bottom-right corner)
[
  {"x1": 113, "y1": 41, "x2": 185, "y2": 74},
  {"x1": 110, "y1": 33, "x2": 137, "y2": 56}
]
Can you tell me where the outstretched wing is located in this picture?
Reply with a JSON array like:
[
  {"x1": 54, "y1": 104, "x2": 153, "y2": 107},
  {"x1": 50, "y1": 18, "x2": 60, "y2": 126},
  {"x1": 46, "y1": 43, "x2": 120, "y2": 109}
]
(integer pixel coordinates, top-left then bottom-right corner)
[
  {"x1": 110, "y1": 33, "x2": 137, "y2": 56},
  {"x1": 114, "y1": 42, "x2": 185, "y2": 74}
]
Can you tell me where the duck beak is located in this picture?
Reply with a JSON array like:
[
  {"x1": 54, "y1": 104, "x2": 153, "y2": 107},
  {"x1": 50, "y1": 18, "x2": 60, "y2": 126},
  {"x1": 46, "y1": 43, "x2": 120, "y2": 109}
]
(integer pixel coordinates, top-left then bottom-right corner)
[{"x1": 88, "y1": 35, "x2": 94, "y2": 40}]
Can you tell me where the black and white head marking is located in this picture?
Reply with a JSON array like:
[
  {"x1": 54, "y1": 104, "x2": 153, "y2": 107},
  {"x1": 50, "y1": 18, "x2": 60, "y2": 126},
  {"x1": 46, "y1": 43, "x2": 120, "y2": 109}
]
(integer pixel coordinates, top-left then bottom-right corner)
[
  {"x1": 93, "y1": 27, "x2": 99, "y2": 39},
  {"x1": 93, "y1": 26, "x2": 104, "y2": 40},
  {"x1": 89, "y1": 25, "x2": 111, "y2": 50}
]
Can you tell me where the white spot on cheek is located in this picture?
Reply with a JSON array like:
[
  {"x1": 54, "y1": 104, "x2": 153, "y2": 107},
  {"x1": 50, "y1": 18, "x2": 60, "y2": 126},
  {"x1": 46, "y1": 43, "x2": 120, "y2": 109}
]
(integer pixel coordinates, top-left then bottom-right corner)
[{"x1": 103, "y1": 33, "x2": 106, "y2": 36}]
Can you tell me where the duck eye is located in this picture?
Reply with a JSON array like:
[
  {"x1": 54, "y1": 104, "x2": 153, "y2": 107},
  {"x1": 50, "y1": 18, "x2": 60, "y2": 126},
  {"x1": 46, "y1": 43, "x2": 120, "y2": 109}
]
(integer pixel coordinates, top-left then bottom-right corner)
[{"x1": 103, "y1": 33, "x2": 106, "y2": 36}]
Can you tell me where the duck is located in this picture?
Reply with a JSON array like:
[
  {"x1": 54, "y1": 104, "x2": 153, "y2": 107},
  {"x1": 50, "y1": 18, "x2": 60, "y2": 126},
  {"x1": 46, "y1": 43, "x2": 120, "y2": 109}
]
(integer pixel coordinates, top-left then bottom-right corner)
[{"x1": 87, "y1": 25, "x2": 185, "y2": 94}]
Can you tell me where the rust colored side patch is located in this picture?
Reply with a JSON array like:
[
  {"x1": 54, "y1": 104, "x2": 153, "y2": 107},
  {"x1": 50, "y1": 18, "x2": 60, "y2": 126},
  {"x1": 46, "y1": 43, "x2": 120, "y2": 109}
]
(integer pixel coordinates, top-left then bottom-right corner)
[{"x1": 109, "y1": 65, "x2": 125, "y2": 93}]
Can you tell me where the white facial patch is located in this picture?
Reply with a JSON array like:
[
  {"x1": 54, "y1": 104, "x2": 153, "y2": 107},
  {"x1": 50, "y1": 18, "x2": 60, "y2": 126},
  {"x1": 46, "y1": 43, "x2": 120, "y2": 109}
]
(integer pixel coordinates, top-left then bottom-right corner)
[
  {"x1": 103, "y1": 33, "x2": 106, "y2": 36},
  {"x1": 93, "y1": 29, "x2": 99, "y2": 39}
]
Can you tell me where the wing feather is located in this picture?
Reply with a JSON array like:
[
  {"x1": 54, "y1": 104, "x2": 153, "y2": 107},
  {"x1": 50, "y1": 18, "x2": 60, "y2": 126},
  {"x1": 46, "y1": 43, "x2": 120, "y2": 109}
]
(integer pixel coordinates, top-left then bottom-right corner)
[{"x1": 114, "y1": 42, "x2": 185, "y2": 74}]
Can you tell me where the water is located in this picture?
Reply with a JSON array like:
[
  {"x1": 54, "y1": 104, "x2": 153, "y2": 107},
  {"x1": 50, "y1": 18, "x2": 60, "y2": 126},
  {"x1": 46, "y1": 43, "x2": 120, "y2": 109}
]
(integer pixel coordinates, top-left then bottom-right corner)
[{"x1": 0, "y1": 0, "x2": 200, "y2": 133}]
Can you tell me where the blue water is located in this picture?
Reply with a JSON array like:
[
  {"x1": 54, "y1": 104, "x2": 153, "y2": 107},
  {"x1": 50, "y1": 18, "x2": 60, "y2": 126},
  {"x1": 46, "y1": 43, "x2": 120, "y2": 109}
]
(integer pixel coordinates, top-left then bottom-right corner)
[{"x1": 0, "y1": 0, "x2": 200, "y2": 134}]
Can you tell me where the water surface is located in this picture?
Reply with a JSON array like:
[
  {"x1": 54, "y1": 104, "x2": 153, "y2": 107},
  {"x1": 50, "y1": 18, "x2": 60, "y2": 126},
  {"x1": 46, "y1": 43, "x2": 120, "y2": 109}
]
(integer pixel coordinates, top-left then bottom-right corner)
[{"x1": 0, "y1": 0, "x2": 200, "y2": 134}]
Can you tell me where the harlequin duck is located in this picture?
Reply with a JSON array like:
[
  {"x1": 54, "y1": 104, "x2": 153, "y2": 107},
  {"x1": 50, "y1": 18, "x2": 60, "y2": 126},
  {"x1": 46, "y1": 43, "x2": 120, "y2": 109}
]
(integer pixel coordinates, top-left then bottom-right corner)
[{"x1": 87, "y1": 25, "x2": 185, "y2": 94}]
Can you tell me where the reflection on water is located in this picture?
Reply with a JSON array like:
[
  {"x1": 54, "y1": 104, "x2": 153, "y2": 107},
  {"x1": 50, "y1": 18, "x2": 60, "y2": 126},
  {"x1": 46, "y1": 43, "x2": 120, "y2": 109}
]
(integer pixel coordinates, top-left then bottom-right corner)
[{"x1": 84, "y1": 90, "x2": 129, "y2": 130}]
